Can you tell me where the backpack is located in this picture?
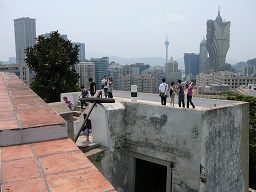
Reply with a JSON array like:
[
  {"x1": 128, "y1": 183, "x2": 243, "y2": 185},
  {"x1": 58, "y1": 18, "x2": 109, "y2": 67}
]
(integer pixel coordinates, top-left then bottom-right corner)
[{"x1": 82, "y1": 114, "x2": 92, "y2": 131}]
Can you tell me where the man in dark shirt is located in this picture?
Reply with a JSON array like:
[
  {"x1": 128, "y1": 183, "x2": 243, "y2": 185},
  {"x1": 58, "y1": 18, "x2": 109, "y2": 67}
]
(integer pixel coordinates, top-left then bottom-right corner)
[
  {"x1": 80, "y1": 85, "x2": 89, "y2": 109},
  {"x1": 177, "y1": 79, "x2": 185, "y2": 107},
  {"x1": 88, "y1": 78, "x2": 96, "y2": 96}
]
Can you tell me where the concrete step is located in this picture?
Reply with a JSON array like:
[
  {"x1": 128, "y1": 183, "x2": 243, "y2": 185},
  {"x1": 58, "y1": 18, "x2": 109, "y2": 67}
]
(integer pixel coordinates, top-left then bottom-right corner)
[
  {"x1": 76, "y1": 135, "x2": 99, "y2": 153},
  {"x1": 78, "y1": 142, "x2": 100, "y2": 153},
  {"x1": 84, "y1": 146, "x2": 108, "y2": 162}
]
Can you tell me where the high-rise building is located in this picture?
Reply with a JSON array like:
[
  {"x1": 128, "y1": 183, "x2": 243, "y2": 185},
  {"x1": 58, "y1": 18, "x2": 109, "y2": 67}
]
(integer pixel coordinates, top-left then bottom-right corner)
[
  {"x1": 14, "y1": 17, "x2": 36, "y2": 85},
  {"x1": 206, "y1": 8, "x2": 231, "y2": 71},
  {"x1": 196, "y1": 71, "x2": 256, "y2": 89},
  {"x1": 184, "y1": 53, "x2": 199, "y2": 81},
  {"x1": 165, "y1": 57, "x2": 181, "y2": 80},
  {"x1": 121, "y1": 74, "x2": 157, "y2": 93},
  {"x1": 141, "y1": 74, "x2": 157, "y2": 93},
  {"x1": 244, "y1": 63, "x2": 255, "y2": 76},
  {"x1": 72, "y1": 42, "x2": 86, "y2": 61},
  {"x1": 40, "y1": 32, "x2": 67, "y2": 40},
  {"x1": 90, "y1": 57, "x2": 109, "y2": 89},
  {"x1": 199, "y1": 37, "x2": 208, "y2": 73},
  {"x1": 108, "y1": 62, "x2": 123, "y2": 90},
  {"x1": 144, "y1": 66, "x2": 167, "y2": 91},
  {"x1": 75, "y1": 62, "x2": 95, "y2": 88},
  {"x1": 123, "y1": 63, "x2": 150, "y2": 76}
]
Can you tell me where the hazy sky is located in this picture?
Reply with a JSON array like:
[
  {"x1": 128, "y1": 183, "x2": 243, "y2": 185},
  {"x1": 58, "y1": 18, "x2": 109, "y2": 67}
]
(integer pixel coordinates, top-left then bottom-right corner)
[{"x1": 0, "y1": 0, "x2": 255, "y2": 63}]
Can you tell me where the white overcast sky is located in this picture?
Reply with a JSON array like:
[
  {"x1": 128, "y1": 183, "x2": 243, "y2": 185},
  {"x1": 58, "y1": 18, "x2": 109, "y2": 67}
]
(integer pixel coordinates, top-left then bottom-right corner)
[{"x1": 0, "y1": 0, "x2": 255, "y2": 63}]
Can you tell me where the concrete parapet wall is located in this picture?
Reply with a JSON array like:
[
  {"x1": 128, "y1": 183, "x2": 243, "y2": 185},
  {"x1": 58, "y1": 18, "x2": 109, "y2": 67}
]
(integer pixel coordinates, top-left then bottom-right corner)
[
  {"x1": 48, "y1": 102, "x2": 74, "y2": 140},
  {"x1": 200, "y1": 104, "x2": 249, "y2": 192}
]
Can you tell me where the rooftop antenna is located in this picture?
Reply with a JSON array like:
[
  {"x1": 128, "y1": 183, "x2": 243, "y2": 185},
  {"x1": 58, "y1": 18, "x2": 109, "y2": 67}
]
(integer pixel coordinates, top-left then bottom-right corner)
[{"x1": 218, "y1": 5, "x2": 220, "y2": 16}]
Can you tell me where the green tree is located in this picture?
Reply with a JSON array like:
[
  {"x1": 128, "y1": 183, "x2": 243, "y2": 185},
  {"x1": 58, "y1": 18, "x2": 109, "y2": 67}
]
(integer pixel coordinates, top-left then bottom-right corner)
[
  {"x1": 25, "y1": 31, "x2": 79, "y2": 102},
  {"x1": 227, "y1": 94, "x2": 256, "y2": 188}
]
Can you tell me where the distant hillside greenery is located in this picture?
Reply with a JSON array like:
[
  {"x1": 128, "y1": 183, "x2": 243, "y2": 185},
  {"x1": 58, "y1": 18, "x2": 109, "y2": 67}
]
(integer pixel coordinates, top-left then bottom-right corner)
[
  {"x1": 226, "y1": 94, "x2": 256, "y2": 188},
  {"x1": 25, "y1": 31, "x2": 79, "y2": 102}
]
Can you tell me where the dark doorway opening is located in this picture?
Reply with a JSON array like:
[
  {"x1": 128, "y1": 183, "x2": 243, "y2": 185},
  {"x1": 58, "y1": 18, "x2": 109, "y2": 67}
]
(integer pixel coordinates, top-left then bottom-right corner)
[{"x1": 135, "y1": 158, "x2": 167, "y2": 192}]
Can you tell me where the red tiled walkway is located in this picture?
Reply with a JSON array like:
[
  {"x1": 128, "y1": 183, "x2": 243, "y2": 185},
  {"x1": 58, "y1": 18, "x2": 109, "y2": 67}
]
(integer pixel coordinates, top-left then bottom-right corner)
[
  {"x1": 0, "y1": 72, "x2": 116, "y2": 192},
  {"x1": 1, "y1": 138, "x2": 115, "y2": 192},
  {"x1": 0, "y1": 72, "x2": 67, "y2": 146}
]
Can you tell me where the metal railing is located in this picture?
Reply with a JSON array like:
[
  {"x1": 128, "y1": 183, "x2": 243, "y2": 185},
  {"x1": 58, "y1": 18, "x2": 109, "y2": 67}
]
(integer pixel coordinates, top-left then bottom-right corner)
[{"x1": 74, "y1": 91, "x2": 115, "y2": 143}]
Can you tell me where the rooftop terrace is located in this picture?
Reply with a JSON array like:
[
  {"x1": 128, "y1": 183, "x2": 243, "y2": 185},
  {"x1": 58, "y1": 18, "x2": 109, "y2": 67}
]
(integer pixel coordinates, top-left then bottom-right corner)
[
  {"x1": 112, "y1": 90, "x2": 243, "y2": 110},
  {"x1": 0, "y1": 72, "x2": 248, "y2": 192}
]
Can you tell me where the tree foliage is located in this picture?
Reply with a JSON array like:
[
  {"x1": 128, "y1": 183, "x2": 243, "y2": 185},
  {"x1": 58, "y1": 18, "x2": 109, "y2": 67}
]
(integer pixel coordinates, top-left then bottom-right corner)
[
  {"x1": 227, "y1": 94, "x2": 256, "y2": 188},
  {"x1": 25, "y1": 31, "x2": 79, "y2": 102}
]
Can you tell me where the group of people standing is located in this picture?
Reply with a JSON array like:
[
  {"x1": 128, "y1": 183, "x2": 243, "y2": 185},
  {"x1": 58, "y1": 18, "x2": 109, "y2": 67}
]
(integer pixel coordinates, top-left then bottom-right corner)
[
  {"x1": 159, "y1": 78, "x2": 195, "y2": 109},
  {"x1": 101, "y1": 75, "x2": 114, "y2": 98},
  {"x1": 81, "y1": 75, "x2": 114, "y2": 100},
  {"x1": 63, "y1": 76, "x2": 114, "y2": 110}
]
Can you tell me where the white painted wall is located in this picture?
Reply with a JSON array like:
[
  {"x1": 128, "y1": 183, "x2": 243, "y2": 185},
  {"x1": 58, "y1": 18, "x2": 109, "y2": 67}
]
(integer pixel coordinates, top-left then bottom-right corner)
[{"x1": 60, "y1": 92, "x2": 80, "y2": 110}]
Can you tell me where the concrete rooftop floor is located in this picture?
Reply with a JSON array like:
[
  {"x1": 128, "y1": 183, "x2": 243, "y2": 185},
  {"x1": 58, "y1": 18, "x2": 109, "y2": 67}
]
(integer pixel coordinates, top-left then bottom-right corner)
[{"x1": 113, "y1": 90, "x2": 245, "y2": 110}]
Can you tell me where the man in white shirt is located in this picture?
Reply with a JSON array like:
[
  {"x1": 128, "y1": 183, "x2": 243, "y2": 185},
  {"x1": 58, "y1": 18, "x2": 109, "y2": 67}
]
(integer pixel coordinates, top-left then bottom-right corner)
[
  {"x1": 101, "y1": 75, "x2": 108, "y2": 98},
  {"x1": 159, "y1": 78, "x2": 169, "y2": 105}
]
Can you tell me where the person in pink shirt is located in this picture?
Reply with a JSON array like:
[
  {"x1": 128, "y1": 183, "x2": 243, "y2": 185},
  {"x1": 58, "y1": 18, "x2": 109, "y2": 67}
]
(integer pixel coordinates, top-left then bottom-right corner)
[
  {"x1": 187, "y1": 80, "x2": 195, "y2": 109},
  {"x1": 63, "y1": 96, "x2": 73, "y2": 110}
]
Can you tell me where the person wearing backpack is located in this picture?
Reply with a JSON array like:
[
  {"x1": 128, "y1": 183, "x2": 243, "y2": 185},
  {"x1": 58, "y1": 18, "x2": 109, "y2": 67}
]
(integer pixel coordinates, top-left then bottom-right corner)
[
  {"x1": 177, "y1": 79, "x2": 185, "y2": 108},
  {"x1": 82, "y1": 114, "x2": 92, "y2": 143},
  {"x1": 80, "y1": 85, "x2": 89, "y2": 109},
  {"x1": 159, "y1": 78, "x2": 168, "y2": 105}
]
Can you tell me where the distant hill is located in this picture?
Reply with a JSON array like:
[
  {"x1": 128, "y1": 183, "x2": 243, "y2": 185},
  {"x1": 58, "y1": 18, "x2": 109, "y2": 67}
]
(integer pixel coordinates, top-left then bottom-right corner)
[
  {"x1": 226, "y1": 58, "x2": 241, "y2": 65},
  {"x1": 87, "y1": 53, "x2": 243, "y2": 67}
]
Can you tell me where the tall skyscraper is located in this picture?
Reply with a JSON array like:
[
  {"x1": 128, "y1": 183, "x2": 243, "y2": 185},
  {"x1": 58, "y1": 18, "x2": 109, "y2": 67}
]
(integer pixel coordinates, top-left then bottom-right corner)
[
  {"x1": 184, "y1": 53, "x2": 199, "y2": 81},
  {"x1": 75, "y1": 62, "x2": 95, "y2": 88},
  {"x1": 90, "y1": 57, "x2": 109, "y2": 89},
  {"x1": 206, "y1": 8, "x2": 231, "y2": 71},
  {"x1": 199, "y1": 37, "x2": 208, "y2": 73},
  {"x1": 72, "y1": 42, "x2": 86, "y2": 61},
  {"x1": 14, "y1": 17, "x2": 36, "y2": 85},
  {"x1": 164, "y1": 36, "x2": 169, "y2": 64},
  {"x1": 108, "y1": 62, "x2": 123, "y2": 90}
]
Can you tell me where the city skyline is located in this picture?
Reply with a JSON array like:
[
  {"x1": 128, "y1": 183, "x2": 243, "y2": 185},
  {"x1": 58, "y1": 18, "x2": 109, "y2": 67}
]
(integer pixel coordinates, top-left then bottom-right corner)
[{"x1": 0, "y1": 0, "x2": 255, "y2": 64}]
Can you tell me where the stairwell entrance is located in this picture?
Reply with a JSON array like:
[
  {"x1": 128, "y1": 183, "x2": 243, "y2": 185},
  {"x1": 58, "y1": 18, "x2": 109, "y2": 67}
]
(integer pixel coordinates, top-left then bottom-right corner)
[
  {"x1": 135, "y1": 158, "x2": 167, "y2": 192},
  {"x1": 128, "y1": 152, "x2": 173, "y2": 192}
]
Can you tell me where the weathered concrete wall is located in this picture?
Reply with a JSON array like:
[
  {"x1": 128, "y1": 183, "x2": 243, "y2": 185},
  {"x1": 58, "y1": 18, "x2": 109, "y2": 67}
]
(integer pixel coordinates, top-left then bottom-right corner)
[
  {"x1": 200, "y1": 104, "x2": 249, "y2": 192},
  {"x1": 89, "y1": 99, "x2": 248, "y2": 192},
  {"x1": 91, "y1": 101, "x2": 202, "y2": 191},
  {"x1": 48, "y1": 102, "x2": 74, "y2": 140},
  {"x1": 90, "y1": 102, "x2": 127, "y2": 191},
  {"x1": 122, "y1": 102, "x2": 202, "y2": 191}
]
